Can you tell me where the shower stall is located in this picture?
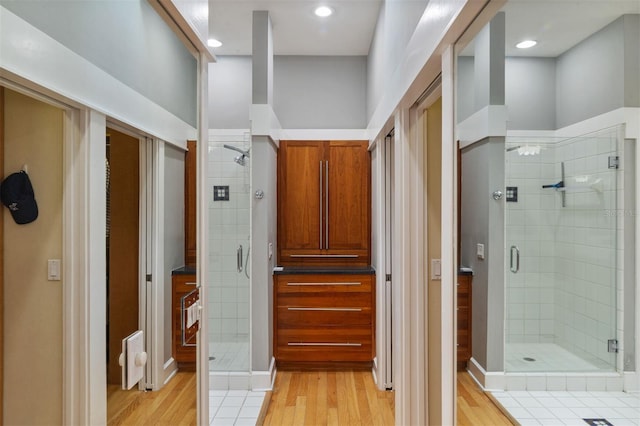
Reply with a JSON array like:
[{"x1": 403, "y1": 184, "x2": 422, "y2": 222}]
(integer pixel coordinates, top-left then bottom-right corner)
[
  {"x1": 207, "y1": 132, "x2": 252, "y2": 387},
  {"x1": 504, "y1": 126, "x2": 626, "y2": 379}
]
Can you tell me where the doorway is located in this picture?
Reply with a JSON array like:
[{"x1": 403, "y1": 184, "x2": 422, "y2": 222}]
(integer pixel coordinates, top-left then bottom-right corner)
[{"x1": 105, "y1": 128, "x2": 140, "y2": 396}]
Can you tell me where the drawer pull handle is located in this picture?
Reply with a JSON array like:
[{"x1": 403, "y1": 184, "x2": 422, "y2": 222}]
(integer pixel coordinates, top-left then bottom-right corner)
[
  {"x1": 185, "y1": 282, "x2": 197, "y2": 286},
  {"x1": 287, "y1": 282, "x2": 361, "y2": 286},
  {"x1": 290, "y1": 254, "x2": 359, "y2": 258},
  {"x1": 287, "y1": 307, "x2": 362, "y2": 312},
  {"x1": 287, "y1": 342, "x2": 362, "y2": 347}
]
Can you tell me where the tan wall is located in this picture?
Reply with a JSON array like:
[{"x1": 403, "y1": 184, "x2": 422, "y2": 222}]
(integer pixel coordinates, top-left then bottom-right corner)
[
  {"x1": 3, "y1": 89, "x2": 63, "y2": 425},
  {"x1": 426, "y1": 97, "x2": 442, "y2": 426}
]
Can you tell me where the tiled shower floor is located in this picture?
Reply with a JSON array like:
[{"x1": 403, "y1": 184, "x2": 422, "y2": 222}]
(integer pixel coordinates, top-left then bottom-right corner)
[
  {"x1": 209, "y1": 341, "x2": 250, "y2": 371},
  {"x1": 506, "y1": 343, "x2": 612, "y2": 373}
]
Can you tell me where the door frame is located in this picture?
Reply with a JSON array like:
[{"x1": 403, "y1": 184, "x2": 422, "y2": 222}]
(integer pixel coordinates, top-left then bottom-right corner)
[{"x1": 107, "y1": 122, "x2": 168, "y2": 391}]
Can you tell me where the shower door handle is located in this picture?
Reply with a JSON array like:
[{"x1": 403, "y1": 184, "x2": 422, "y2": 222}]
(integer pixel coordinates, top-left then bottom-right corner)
[
  {"x1": 510, "y1": 245, "x2": 520, "y2": 273},
  {"x1": 237, "y1": 245, "x2": 243, "y2": 273}
]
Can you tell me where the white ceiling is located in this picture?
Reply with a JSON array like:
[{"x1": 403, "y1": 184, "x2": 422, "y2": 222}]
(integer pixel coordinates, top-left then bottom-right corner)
[
  {"x1": 208, "y1": 0, "x2": 640, "y2": 58},
  {"x1": 209, "y1": 0, "x2": 382, "y2": 56}
]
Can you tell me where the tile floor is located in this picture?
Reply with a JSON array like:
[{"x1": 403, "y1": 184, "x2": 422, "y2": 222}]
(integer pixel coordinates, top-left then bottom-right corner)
[
  {"x1": 209, "y1": 340, "x2": 250, "y2": 371},
  {"x1": 505, "y1": 343, "x2": 611, "y2": 373},
  {"x1": 209, "y1": 389, "x2": 266, "y2": 426},
  {"x1": 491, "y1": 389, "x2": 640, "y2": 425}
]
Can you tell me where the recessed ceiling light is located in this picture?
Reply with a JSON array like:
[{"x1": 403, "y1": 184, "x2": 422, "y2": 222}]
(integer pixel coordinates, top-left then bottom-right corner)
[
  {"x1": 314, "y1": 6, "x2": 333, "y2": 17},
  {"x1": 208, "y1": 38, "x2": 222, "y2": 48},
  {"x1": 516, "y1": 40, "x2": 537, "y2": 49}
]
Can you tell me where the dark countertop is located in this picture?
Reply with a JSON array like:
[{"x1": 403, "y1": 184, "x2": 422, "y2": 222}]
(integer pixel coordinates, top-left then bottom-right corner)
[
  {"x1": 273, "y1": 265, "x2": 376, "y2": 275},
  {"x1": 172, "y1": 266, "x2": 196, "y2": 275}
]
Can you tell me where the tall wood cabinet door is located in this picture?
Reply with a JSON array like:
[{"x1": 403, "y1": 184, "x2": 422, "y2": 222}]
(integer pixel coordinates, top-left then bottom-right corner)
[
  {"x1": 278, "y1": 141, "x2": 326, "y2": 258},
  {"x1": 326, "y1": 141, "x2": 370, "y2": 259},
  {"x1": 184, "y1": 140, "x2": 197, "y2": 267}
]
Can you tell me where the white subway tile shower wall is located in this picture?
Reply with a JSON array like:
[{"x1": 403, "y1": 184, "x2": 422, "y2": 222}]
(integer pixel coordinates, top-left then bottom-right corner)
[
  {"x1": 505, "y1": 126, "x2": 621, "y2": 373},
  {"x1": 208, "y1": 132, "x2": 252, "y2": 372}
]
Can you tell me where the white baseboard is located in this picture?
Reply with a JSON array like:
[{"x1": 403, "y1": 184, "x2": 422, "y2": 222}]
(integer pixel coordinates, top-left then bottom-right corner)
[
  {"x1": 251, "y1": 357, "x2": 276, "y2": 391},
  {"x1": 624, "y1": 371, "x2": 638, "y2": 393},
  {"x1": 467, "y1": 357, "x2": 505, "y2": 391},
  {"x1": 162, "y1": 357, "x2": 178, "y2": 386},
  {"x1": 468, "y1": 357, "x2": 629, "y2": 392},
  {"x1": 209, "y1": 357, "x2": 277, "y2": 391}
]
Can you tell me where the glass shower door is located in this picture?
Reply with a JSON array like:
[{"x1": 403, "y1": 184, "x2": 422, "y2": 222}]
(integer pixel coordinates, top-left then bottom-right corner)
[
  {"x1": 504, "y1": 128, "x2": 619, "y2": 373},
  {"x1": 208, "y1": 133, "x2": 251, "y2": 373}
]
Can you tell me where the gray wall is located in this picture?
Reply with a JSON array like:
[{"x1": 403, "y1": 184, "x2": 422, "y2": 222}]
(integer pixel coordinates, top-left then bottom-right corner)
[
  {"x1": 366, "y1": 0, "x2": 428, "y2": 122},
  {"x1": 556, "y1": 15, "x2": 638, "y2": 128},
  {"x1": 456, "y1": 56, "x2": 475, "y2": 123},
  {"x1": 209, "y1": 55, "x2": 368, "y2": 129},
  {"x1": 1, "y1": 0, "x2": 198, "y2": 127},
  {"x1": 460, "y1": 138, "x2": 505, "y2": 372},
  {"x1": 251, "y1": 136, "x2": 277, "y2": 371},
  {"x1": 273, "y1": 56, "x2": 367, "y2": 129},
  {"x1": 163, "y1": 144, "x2": 186, "y2": 364},
  {"x1": 624, "y1": 139, "x2": 636, "y2": 371},
  {"x1": 623, "y1": 15, "x2": 640, "y2": 108},
  {"x1": 460, "y1": 15, "x2": 639, "y2": 130},
  {"x1": 505, "y1": 57, "x2": 556, "y2": 130},
  {"x1": 209, "y1": 56, "x2": 252, "y2": 129},
  {"x1": 473, "y1": 13, "x2": 505, "y2": 111}
]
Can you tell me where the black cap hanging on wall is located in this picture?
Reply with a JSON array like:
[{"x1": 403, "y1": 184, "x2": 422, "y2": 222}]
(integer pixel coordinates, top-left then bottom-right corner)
[{"x1": 0, "y1": 170, "x2": 39, "y2": 224}]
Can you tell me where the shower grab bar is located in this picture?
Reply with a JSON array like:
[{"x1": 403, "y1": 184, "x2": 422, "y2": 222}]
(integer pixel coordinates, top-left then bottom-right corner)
[
  {"x1": 319, "y1": 161, "x2": 323, "y2": 250},
  {"x1": 510, "y1": 245, "x2": 520, "y2": 273},
  {"x1": 237, "y1": 244, "x2": 243, "y2": 273}
]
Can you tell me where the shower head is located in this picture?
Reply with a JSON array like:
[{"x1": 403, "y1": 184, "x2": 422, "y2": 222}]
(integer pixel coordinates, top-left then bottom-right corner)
[
  {"x1": 223, "y1": 144, "x2": 250, "y2": 166},
  {"x1": 234, "y1": 155, "x2": 247, "y2": 166},
  {"x1": 506, "y1": 145, "x2": 541, "y2": 156}
]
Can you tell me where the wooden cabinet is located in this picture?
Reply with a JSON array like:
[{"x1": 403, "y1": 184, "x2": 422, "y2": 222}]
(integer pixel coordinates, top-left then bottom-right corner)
[
  {"x1": 172, "y1": 271, "x2": 197, "y2": 370},
  {"x1": 274, "y1": 272, "x2": 375, "y2": 367},
  {"x1": 457, "y1": 274, "x2": 472, "y2": 371},
  {"x1": 184, "y1": 140, "x2": 196, "y2": 268},
  {"x1": 278, "y1": 141, "x2": 371, "y2": 266}
]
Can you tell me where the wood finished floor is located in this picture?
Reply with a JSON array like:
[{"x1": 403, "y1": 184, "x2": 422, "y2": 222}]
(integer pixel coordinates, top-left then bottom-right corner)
[
  {"x1": 107, "y1": 372, "x2": 196, "y2": 426},
  {"x1": 456, "y1": 372, "x2": 515, "y2": 426},
  {"x1": 262, "y1": 370, "x2": 395, "y2": 425},
  {"x1": 106, "y1": 370, "x2": 513, "y2": 425}
]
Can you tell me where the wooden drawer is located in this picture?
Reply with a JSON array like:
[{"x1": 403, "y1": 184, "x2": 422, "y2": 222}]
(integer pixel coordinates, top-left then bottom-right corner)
[
  {"x1": 277, "y1": 306, "x2": 372, "y2": 327},
  {"x1": 274, "y1": 272, "x2": 375, "y2": 366},
  {"x1": 276, "y1": 274, "x2": 372, "y2": 294},
  {"x1": 278, "y1": 291, "x2": 372, "y2": 308},
  {"x1": 172, "y1": 273, "x2": 197, "y2": 369},
  {"x1": 173, "y1": 273, "x2": 198, "y2": 293},
  {"x1": 276, "y1": 328, "x2": 373, "y2": 362}
]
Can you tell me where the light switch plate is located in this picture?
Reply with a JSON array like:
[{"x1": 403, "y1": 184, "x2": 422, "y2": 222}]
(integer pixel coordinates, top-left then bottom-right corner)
[
  {"x1": 48, "y1": 259, "x2": 61, "y2": 281},
  {"x1": 431, "y1": 259, "x2": 441, "y2": 280},
  {"x1": 476, "y1": 243, "x2": 485, "y2": 260}
]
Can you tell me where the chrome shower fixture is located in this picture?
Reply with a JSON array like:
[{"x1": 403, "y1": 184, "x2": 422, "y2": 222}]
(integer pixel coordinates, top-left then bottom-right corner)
[{"x1": 223, "y1": 144, "x2": 250, "y2": 166}]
